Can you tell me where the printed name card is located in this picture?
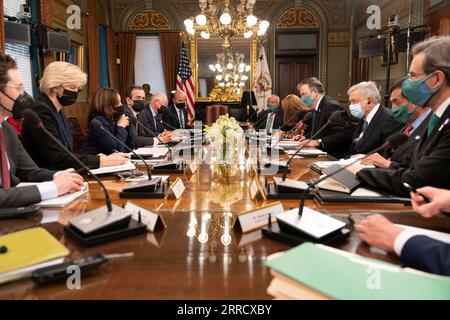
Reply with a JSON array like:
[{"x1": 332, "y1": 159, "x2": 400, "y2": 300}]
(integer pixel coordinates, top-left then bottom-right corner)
[
  {"x1": 124, "y1": 202, "x2": 166, "y2": 232},
  {"x1": 235, "y1": 202, "x2": 284, "y2": 233},
  {"x1": 165, "y1": 178, "x2": 186, "y2": 200},
  {"x1": 184, "y1": 161, "x2": 198, "y2": 180},
  {"x1": 249, "y1": 177, "x2": 267, "y2": 201}
]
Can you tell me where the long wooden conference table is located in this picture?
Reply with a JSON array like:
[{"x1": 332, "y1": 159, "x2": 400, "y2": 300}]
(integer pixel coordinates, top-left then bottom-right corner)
[{"x1": 1, "y1": 155, "x2": 449, "y2": 300}]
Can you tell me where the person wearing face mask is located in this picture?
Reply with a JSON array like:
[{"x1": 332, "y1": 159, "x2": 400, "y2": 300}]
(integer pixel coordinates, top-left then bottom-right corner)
[
  {"x1": 251, "y1": 95, "x2": 283, "y2": 133},
  {"x1": 0, "y1": 53, "x2": 85, "y2": 208},
  {"x1": 297, "y1": 77, "x2": 354, "y2": 159},
  {"x1": 137, "y1": 92, "x2": 172, "y2": 143},
  {"x1": 346, "y1": 81, "x2": 403, "y2": 156},
  {"x1": 163, "y1": 90, "x2": 192, "y2": 130},
  {"x1": 350, "y1": 36, "x2": 450, "y2": 196},
  {"x1": 21, "y1": 62, "x2": 129, "y2": 171},
  {"x1": 123, "y1": 85, "x2": 170, "y2": 147},
  {"x1": 82, "y1": 88, "x2": 133, "y2": 155},
  {"x1": 360, "y1": 78, "x2": 432, "y2": 169}
]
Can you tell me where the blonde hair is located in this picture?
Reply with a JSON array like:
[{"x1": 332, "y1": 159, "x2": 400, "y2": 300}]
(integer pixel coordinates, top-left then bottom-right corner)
[
  {"x1": 282, "y1": 94, "x2": 308, "y2": 125},
  {"x1": 39, "y1": 61, "x2": 87, "y2": 95}
]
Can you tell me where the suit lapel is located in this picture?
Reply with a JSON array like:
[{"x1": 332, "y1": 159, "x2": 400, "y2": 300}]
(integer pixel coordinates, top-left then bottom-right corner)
[{"x1": 354, "y1": 107, "x2": 382, "y2": 150}]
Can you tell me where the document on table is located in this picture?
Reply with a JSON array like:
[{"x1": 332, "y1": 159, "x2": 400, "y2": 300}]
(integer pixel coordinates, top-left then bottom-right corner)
[
  {"x1": 133, "y1": 147, "x2": 169, "y2": 157},
  {"x1": 90, "y1": 162, "x2": 135, "y2": 175}
]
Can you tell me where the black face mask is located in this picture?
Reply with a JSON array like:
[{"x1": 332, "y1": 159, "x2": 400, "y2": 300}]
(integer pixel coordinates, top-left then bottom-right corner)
[
  {"x1": 114, "y1": 105, "x2": 125, "y2": 122},
  {"x1": 158, "y1": 105, "x2": 167, "y2": 115},
  {"x1": 131, "y1": 100, "x2": 145, "y2": 113},
  {"x1": 57, "y1": 89, "x2": 79, "y2": 106},
  {"x1": 0, "y1": 90, "x2": 34, "y2": 120},
  {"x1": 175, "y1": 103, "x2": 186, "y2": 110}
]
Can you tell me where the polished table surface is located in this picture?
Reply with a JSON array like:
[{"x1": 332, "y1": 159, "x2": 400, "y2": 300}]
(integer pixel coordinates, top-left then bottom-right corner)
[{"x1": 1, "y1": 155, "x2": 450, "y2": 300}]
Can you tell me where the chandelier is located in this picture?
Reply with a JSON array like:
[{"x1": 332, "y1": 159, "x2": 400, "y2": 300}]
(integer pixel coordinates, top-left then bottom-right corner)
[
  {"x1": 184, "y1": 0, "x2": 270, "y2": 49},
  {"x1": 209, "y1": 51, "x2": 251, "y2": 89}
]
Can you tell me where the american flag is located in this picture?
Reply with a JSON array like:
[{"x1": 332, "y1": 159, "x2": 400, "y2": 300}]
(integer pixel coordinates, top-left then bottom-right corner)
[{"x1": 176, "y1": 43, "x2": 196, "y2": 120}]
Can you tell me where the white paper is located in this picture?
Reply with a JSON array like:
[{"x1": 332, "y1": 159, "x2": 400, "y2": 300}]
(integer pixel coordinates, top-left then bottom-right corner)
[
  {"x1": 0, "y1": 258, "x2": 65, "y2": 285},
  {"x1": 40, "y1": 210, "x2": 60, "y2": 224},
  {"x1": 17, "y1": 182, "x2": 89, "y2": 208},
  {"x1": 133, "y1": 147, "x2": 169, "y2": 157},
  {"x1": 277, "y1": 207, "x2": 346, "y2": 239},
  {"x1": 238, "y1": 203, "x2": 284, "y2": 233},
  {"x1": 287, "y1": 149, "x2": 327, "y2": 156},
  {"x1": 125, "y1": 202, "x2": 159, "y2": 232},
  {"x1": 250, "y1": 179, "x2": 259, "y2": 200},
  {"x1": 351, "y1": 188, "x2": 383, "y2": 197},
  {"x1": 171, "y1": 179, "x2": 186, "y2": 199},
  {"x1": 313, "y1": 155, "x2": 375, "y2": 170},
  {"x1": 90, "y1": 162, "x2": 135, "y2": 175}
]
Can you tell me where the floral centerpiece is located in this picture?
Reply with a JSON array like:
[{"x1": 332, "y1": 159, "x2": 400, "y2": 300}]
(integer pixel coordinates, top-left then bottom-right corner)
[{"x1": 204, "y1": 114, "x2": 246, "y2": 178}]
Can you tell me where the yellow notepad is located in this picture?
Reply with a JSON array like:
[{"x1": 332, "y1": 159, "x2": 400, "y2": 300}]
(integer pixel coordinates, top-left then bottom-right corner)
[{"x1": 0, "y1": 227, "x2": 69, "y2": 274}]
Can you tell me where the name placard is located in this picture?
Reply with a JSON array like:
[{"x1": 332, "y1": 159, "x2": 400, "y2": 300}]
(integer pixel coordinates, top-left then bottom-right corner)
[
  {"x1": 249, "y1": 176, "x2": 267, "y2": 201},
  {"x1": 165, "y1": 177, "x2": 186, "y2": 200},
  {"x1": 184, "y1": 161, "x2": 198, "y2": 180},
  {"x1": 235, "y1": 202, "x2": 284, "y2": 233},
  {"x1": 124, "y1": 202, "x2": 166, "y2": 232}
]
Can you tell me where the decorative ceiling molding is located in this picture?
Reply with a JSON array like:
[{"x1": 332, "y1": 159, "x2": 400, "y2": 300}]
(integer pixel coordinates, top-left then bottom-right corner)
[
  {"x1": 276, "y1": 7, "x2": 319, "y2": 29},
  {"x1": 129, "y1": 9, "x2": 171, "y2": 31}
]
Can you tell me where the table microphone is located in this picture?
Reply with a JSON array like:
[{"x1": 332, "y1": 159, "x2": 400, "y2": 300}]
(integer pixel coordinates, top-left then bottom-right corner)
[
  {"x1": 281, "y1": 110, "x2": 344, "y2": 181},
  {"x1": 297, "y1": 133, "x2": 409, "y2": 217},
  {"x1": 91, "y1": 119, "x2": 161, "y2": 191},
  {"x1": 23, "y1": 109, "x2": 113, "y2": 213},
  {"x1": 133, "y1": 116, "x2": 173, "y2": 160},
  {"x1": 272, "y1": 112, "x2": 313, "y2": 149},
  {"x1": 159, "y1": 118, "x2": 177, "y2": 131}
]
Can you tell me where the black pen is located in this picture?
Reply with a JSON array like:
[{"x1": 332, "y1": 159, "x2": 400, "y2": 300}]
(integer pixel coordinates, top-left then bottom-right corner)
[{"x1": 403, "y1": 183, "x2": 431, "y2": 203}]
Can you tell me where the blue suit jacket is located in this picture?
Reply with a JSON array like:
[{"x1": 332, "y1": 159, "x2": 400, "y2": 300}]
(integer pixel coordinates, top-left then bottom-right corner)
[
  {"x1": 401, "y1": 235, "x2": 450, "y2": 276},
  {"x1": 82, "y1": 115, "x2": 133, "y2": 155},
  {"x1": 162, "y1": 104, "x2": 190, "y2": 130}
]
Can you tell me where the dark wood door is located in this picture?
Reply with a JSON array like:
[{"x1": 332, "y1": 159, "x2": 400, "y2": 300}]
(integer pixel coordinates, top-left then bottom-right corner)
[{"x1": 276, "y1": 56, "x2": 316, "y2": 99}]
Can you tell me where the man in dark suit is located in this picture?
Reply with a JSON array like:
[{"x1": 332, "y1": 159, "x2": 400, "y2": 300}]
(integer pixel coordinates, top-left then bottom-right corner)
[
  {"x1": 123, "y1": 86, "x2": 171, "y2": 147},
  {"x1": 346, "y1": 81, "x2": 403, "y2": 156},
  {"x1": 252, "y1": 95, "x2": 284, "y2": 132},
  {"x1": 356, "y1": 186, "x2": 450, "y2": 276},
  {"x1": 297, "y1": 77, "x2": 354, "y2": 159},
  {"x1": 162, "y1": 90, "x2": 192, "y2": 130},
  {"x1": 361, "y1": 78, "x2": 431, "y2": 169},
  {"x1": 351, "y1": 36, "x2": 450, "y2": 196},
  {"x1": 137, "y1": 92, "x2": 172, "y2": 144},
  {"x1": 0, "y1": 53, "x2": 84, "y2": 208}
]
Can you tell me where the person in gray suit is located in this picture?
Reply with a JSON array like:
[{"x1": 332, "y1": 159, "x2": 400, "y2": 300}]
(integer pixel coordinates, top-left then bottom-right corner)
[{"x1": 0, "y1": 52, "x2": 84, "y2": 208}]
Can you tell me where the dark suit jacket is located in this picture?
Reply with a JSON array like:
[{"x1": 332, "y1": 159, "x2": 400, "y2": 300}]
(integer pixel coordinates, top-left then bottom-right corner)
[
  {"x1": 162, "y1": 104, "x2": 190, "y2": 130},
  {"x1": 401, "y1": 235, "x2": 450, "y2": 276},
  {"x1": 81, "y1": 115, "x2": 133, "y2": 155},
  {"x1": 305, "y1": 96, "x2": 355, "y2": 159},
  {"x1": 390, "y1": 113, "x2": 431, "y2": 169},
  {"x1": 357, "y1": 104, "x2": 450, "y2": 195},
  {"x1": 21, "y1": 94, "x2": 100, "y2": 171},
  {"x1": 137, "y1": 105, "x2": 165, "y2": 139},
  {"x1": 253, "y1": 108, "x2": 284, "y2": 131},
  {"x1": 123, "y1": 105, "x2": 155, "y2": 147},
  {"x1": 1, "y1": 122, "x2": 55, "y2": 208},
  {"x1": 349, "y1": 105, "x2": 403, "y2": 156}
]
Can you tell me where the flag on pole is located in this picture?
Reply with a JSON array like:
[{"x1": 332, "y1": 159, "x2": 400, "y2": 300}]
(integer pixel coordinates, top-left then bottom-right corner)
[
  {"x1": 253, "y1": 46, "x2": 272, "y2": 113},
  {"x1": 176, "y1": 43, "x2": 196, "y2": 120}
]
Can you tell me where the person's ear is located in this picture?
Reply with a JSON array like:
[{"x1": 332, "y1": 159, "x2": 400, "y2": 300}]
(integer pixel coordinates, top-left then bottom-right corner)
[{"x1": 431, "y1": 70, "x2": 446, "y2": 89}]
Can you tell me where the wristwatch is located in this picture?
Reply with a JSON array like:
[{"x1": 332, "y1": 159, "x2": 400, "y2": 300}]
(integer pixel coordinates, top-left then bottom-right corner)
[{"x1": 318, "y1": 139, "x2": 324, "y2": 147}]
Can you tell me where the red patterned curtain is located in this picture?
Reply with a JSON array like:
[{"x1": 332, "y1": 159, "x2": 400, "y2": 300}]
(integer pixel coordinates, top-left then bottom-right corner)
[
  {"x1": 118, "y1": 33, "x2": 136, "y2": 98},
  {"x1": 86, "y1": 16, "x2": 100, "y2": 99}
]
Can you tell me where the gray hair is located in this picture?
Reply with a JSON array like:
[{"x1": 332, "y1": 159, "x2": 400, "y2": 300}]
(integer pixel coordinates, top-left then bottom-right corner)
[
  {"x1": 347, "y1": 81, "x2": 382, "y2": 103},
  {"x1": 150, "y1": 92, "x2": 167, "y2": 104},
  {"x1": 412, "y1": 36, "x2": 450, "y2": 83},
  {"x1": 267, "y1": 95, "x2": 280, "y2": 104},
  {"x1": 297, "y1": 77, "x2": 325, "y2": 94}
]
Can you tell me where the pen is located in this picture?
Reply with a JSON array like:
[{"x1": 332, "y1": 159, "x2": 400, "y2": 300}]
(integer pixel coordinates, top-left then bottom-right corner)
[{"x1": 403, "y1": 182, "x2": 431, "y2": 203}]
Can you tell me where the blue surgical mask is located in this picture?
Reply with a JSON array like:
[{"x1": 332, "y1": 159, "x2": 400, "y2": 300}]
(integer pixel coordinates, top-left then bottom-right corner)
[
  {"x1": 392, "y1": 104, "x2": 416, "y2": 124},
  {"x1": 349, "y1": 103, "x2": 364, "y2": 119},
  {"x1": 402, "y1": 72, "x2": 442, "y2": 108},
  {"x1": 267, "y1": 104, "x2": 278, "y2": 112},
  {"x1": 301, "y1": 91, "x2": 316, "y2": 109}
]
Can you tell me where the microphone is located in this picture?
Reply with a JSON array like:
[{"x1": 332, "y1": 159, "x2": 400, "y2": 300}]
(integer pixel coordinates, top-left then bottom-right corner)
[
  {"x1": 160, "y1": 118, "x2": 177, "y2": 131},
  {"x1": 91, "y1": 119, "x2": 161, "y2": 193},
  {"x1": 281, "y1": 110, "x2": 343, "y2": 181},
  {"x1": 272, "y1": 112, "x2": 313, "y2": 149},
  {"x1": 133, "y1": 116, "x2": 173, "y2": 160},
  {"x1": 23, "y1": 109, "x2": 113, "y2": 213},
  {"x1": 297, "y1": 133, "x2": 409, "y2": 216}
]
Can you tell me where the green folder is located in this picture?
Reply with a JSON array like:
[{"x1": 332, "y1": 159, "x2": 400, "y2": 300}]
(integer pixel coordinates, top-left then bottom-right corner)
[{"x1": 265, "y1": 243, "x2": 450, "y2": 300}]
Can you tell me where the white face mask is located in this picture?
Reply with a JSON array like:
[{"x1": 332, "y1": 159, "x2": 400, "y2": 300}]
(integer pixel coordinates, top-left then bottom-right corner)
[{"x1": 349, "y1": 103, "x2": 364, "y2": 119}]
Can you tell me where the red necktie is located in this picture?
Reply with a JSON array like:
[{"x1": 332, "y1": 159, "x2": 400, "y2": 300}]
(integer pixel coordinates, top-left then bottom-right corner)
[
  {"x1": 402, "y1": 123, "x2": 414, "y2": 136},
  {"x1": 0, "y1": 127, "x2": 11, "y2": 189}
]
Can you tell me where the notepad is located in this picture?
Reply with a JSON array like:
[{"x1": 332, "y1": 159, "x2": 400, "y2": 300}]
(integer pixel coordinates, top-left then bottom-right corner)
[
  {"x1": 18, "y1": 182, "x2": 89, "y2": 208},
  {"x1": 287, "y1": 149, "x2": 327, "y2": 157},
  {"x1": 90, "y1": 161, "x2": 135, "y2": 175},
  {"x1": 0, "y1": 227, "x2": 69, "y2": 276},
  {"x1": 134, "y1": 147, "x2": 169, "y2": 157},
  {"x1": 265, "y1": 243, "x2": 450, "y2": 300}
]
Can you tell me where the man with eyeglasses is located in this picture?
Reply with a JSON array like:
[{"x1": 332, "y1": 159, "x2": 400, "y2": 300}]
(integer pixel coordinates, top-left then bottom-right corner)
[{"x1": 349, "y1": 36, "x2": 450, "y2": 196}]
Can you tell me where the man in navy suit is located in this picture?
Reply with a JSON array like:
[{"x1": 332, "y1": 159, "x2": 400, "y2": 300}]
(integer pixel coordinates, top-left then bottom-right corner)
[
  {"x1": 356, "y1": 187, "x2": 450, "y2": 276},
  {"x1": 162, "y1": 90, "x2": 192, "y2": 130}
]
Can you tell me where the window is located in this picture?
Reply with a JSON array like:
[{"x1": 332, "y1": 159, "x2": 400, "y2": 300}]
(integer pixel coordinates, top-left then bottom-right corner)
[
  {"x1": 4, "y1": 0, "x2": 34, "y2": 96},
  {"x1": 134, "y1": 36, "x2": 167, "y2": 94}
]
